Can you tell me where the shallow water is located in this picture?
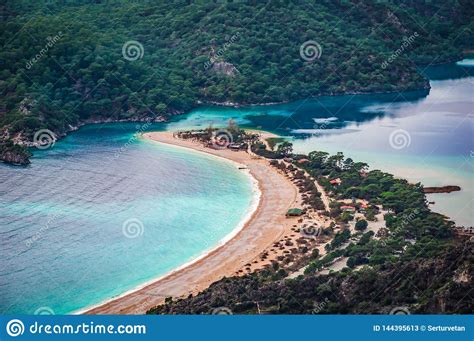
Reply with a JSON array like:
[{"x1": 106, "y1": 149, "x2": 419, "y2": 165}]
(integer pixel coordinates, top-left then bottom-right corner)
[
  {"x1": 1, "y1": 60, "x2": 472, "y2": 314},
  {"x1": 290, "y1": 75, "x2": 473, "y2": 226},
  {"x1": 167, "y1": 60, "x2": 473, "y2": 226},
  {"x1": 0, "y1": 126, "x2": 255, "y2": 314}
]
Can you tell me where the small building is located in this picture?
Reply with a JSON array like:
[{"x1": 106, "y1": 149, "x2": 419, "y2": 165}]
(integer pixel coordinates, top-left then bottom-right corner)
[
  {"x1": 228, "y1": 143, "x2": 244, "y2": 151},
  {"x1": 455, "y1": 226, "x2": 474, "y2": 235},
  {"x1": 286, "y1": 208, "x2": 304, "y2": 217},
  {"x1": 297, "y1": 158, "x2": 309, "y2": 164},
  {"x1": 340, "y1": 205, "x2": 356, "y2": 212},
  {"x1": 464, "y1": 226, "x2": 474, "y2": 234},
  {"x1": 330, "y1": 178, "x2": 341, "y2": 185}
]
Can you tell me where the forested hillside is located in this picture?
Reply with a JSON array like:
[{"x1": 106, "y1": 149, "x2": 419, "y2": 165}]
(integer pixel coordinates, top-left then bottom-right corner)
[
  {"x1": 148, "y1": 239, "x2": 472, "y2": 314},
  {"x1": 1, "y1": 0, "x2": 472, "y2": 163}
]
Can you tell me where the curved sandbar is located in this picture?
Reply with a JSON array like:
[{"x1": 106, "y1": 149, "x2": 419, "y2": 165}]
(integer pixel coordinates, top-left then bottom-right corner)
[{"x1": 84, "y1": 131, "x2": 298, "y2": 314}]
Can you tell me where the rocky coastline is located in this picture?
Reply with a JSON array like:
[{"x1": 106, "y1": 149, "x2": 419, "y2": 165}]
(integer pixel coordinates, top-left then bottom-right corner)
[
  {"x1": 0, "y1": 81, "x2": 433, "y2": 167},
  {"x1": 0, "y1": 114, "x2": 173, "y2": 166}
]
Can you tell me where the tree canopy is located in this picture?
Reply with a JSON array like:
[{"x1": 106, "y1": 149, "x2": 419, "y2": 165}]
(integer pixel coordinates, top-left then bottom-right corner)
[{"x1": 1, "y1": 0, "x2": 472, "y2": 163}]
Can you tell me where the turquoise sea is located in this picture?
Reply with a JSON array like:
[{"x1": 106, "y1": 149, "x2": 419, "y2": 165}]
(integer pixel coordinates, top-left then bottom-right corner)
[
  {"x1": 0, "y1": 60, "x2": 472, "y2": 314},
  {"x1": 0, "y1": 128, "x2": 256, "y2": 314},
  {"x1": 167, "y1": 60, "x2": 473, "y2": 226}
]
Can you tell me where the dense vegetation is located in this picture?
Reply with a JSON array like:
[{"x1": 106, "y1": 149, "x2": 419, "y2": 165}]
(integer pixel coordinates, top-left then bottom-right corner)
[
  {"x1": 294, "y1": 149, "x2": 455, "y2": 275},
  {"x1": 149, "y1": 239, "x2": 472, "y2": 314},
  {"x1": 1, "y1": 0, "x2": 472, "y2": 163},
  {"x1": 148, "y1": 144, "x2": 472, "y2": 314},
  {"x1": 176, "y1": 122, "x2": 258, "y2": 148}
]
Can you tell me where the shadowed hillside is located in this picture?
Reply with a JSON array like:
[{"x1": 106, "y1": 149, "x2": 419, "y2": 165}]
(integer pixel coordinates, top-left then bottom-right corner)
[{"x1": 0, "y1": 0, "x2": 472, "y2": 163}]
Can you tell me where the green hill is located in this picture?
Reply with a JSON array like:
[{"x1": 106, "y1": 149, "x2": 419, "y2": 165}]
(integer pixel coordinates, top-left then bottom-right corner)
[
  {"x1": 0, "y1": 0, "x2": 472, "y2": 163},
  {"x1": 148, "y1": 238, "x2": 472, "y2": 314}
]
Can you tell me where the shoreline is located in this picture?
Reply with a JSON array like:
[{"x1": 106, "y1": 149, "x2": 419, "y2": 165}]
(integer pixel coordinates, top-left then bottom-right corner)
[
  {"x1": 3, "y1": 81, "x2": 435, "y2": 166},
  {"x1": 83, "y1": 131, "x2": 298, "y2": 314},
  {"x1": 74, "y1": 133, "x2": 262, "y2": 314},
  {"x1": 200, "y1": 84, "x2": 431, "y2": 108},
  {"x1": 9, "y1": 54, "x2": 474, "y2": 167},
  {"x1": 74, "y1": 142, "x2": 262, "y2": 315}
]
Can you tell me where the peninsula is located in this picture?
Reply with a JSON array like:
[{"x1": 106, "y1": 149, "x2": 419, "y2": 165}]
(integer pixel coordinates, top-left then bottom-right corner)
[{"x1": 85, "y1": 126, "x2": 471, "y2": 315}]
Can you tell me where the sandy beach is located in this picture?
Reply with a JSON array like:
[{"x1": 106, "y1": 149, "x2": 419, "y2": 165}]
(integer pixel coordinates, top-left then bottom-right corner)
[{"x1": 84, "y1": 131, "x2": 299, "y2": 314}]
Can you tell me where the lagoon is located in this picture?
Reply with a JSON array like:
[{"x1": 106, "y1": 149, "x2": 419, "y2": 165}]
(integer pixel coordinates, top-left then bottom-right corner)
[
  {"x1": 167, "y1": 60, "x2": 473, "y2": 226},
  {"x1": 0, "y1": 60, "x2": 472, "y2": 314},
  {"x1": 0, "y1": 128, "x2": 255, "y2": 314}
]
